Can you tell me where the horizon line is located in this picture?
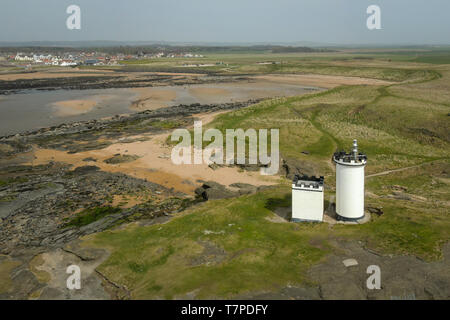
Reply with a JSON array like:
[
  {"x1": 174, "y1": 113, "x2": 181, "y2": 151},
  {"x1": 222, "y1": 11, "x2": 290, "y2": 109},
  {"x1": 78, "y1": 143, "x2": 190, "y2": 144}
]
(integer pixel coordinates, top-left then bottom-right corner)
[{"x1": 1, "y1": 40, "x2": 450, "y2": 48}]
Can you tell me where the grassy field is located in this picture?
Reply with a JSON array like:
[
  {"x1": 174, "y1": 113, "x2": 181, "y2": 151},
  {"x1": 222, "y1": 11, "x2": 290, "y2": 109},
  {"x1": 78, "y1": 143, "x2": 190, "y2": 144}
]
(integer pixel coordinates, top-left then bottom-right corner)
[
  {"x1": 115, "y1": 49, "x2": 445, "y2": 82},
  {"x1": 82, "y1": 49, "x2": 450, "y2": 299},
  {"x1": 85, "y1": 187, "x2": 329, "y2": 299},
  {"x1": 64, "y1": 206, "x2": 122, "y2": 228}
]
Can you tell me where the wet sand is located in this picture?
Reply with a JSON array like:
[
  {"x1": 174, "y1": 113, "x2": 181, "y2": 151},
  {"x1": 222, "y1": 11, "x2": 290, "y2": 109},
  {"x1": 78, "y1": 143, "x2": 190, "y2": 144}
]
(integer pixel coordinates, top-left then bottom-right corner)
[
  {"x1": 189, "y1": 87, "x2": 231, "y2": 100},
  {"x1": 130, "y1": 88, "x2": 177, "y2": 111},
  {"x1": 127, "y1": 80, "x2": 319, "y2": 111},
  {"x1": 52, "y1": 100, "x2": 98, "y2": 117},
  {"x1": 0, "y1": 89, "x2": 139, "y2": 136}
]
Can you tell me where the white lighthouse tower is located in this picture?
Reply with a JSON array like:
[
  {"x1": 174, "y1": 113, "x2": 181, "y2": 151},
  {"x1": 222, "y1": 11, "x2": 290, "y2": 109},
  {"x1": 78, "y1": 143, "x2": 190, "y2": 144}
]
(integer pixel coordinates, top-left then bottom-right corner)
[{"x1": 333, "y1": 140, "x2": 367, "y2": 221}]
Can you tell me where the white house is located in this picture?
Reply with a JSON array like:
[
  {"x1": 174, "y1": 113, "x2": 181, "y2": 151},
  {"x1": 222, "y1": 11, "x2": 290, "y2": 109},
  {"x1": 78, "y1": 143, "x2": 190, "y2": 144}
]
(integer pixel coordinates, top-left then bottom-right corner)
[
  {"x1": 15, "y1": 54, "x2": 33, "y2": 62},
  {"x1": 292, "y1": 175, "x2": 324, "y2": 222}
]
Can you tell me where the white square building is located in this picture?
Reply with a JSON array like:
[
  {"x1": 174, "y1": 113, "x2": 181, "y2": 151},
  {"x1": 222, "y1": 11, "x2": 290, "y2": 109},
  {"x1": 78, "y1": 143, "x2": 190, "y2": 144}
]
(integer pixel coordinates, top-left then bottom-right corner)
[{"x1": 292, "y1": 175, "x2": 324, "y2": 222}]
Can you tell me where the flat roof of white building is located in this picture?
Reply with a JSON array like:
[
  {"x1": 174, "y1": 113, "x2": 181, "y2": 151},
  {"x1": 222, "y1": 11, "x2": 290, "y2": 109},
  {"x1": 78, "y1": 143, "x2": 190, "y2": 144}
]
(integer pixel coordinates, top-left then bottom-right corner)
[{"x1": 292, "y1": 175, "x2": 324, "y2": 191}]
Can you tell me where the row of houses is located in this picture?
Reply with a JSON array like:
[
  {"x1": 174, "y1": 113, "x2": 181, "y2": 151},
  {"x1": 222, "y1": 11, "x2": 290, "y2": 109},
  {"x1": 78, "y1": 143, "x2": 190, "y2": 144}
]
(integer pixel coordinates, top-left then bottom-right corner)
[
  {"x1": 5, "y1": 50, "x2": 206, "y2": 67},
  {"x1": 11, "y1": 52, "x2": 120, "y2": 67},
  {"x1": 14, "y1": 54, "x2": 78, "y2": 66}
]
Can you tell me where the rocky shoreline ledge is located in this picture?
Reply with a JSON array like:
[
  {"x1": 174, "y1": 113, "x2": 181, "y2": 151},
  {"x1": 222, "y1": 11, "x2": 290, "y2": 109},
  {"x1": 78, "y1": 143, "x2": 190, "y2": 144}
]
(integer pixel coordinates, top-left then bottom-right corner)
[
  {"x1": 0, "y1": 98, "x2": 271, "y2": 299},
  {"x1": 0, "y1": 100, "x2": 262, "y2": 252}
]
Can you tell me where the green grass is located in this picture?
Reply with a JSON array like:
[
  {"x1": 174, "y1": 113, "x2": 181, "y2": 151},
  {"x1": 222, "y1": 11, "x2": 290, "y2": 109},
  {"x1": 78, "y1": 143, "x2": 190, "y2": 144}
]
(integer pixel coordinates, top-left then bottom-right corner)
[
  {"x1": 366, "y1": 160, "x2": 450, "y2": 202},
  {"x1": 150, "y1": 120, "x2": 182, "y2": 129},
  {"x1": 203, "y1": 83, "x2": 448, "y2": 178},
  {"x1": 413, "y1": 52, "x2": 450, "y2": 65},
  {"x1": 85, "y1": 187, "x2": 330, "y2": 299},
  {"x1": 64, "y1": 206, "x2": 121, "y2": 228},
  {"x1": 0, "y1": 258, "x2": 20, "y2": 294},
  {"x1": 0, "y1": 194, "x2": 18, "y2": 202},
  {"x1": 342, "y1": 203, "x2": 448, "y2": 259},
  {"x1": 85, "y1": 164, "x2": 449, "y2": 298},
  {"x1": 0, "y1": 176, "x2": 29, "y2": 187},
  {"x1": 105, "y1": 50, "x2": 443, "y2": 82}
]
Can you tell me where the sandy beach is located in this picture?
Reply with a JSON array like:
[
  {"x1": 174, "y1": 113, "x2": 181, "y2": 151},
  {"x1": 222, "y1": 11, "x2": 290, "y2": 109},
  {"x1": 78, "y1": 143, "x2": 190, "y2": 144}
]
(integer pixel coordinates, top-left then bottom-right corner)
[
  {"x1": 51, "y1": 99, "x2": 98, "y2": 117},
  {"x1": 30, "y1": 111, "x2": 279, "y2": 194}
]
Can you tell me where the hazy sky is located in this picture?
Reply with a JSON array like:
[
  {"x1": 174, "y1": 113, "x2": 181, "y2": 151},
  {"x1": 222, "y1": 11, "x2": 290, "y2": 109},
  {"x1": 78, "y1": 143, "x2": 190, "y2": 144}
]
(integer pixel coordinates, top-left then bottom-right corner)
[{"x1": 1, "y1": 0, "x2": 449, "y2": 44}]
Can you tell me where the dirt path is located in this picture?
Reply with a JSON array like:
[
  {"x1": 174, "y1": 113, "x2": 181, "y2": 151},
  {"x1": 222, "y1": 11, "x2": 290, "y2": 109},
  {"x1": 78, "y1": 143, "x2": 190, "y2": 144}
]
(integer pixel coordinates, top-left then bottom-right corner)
[
  {"x1": 366, "y1": 159, "x2": 444, "y2": 179},
  {"x1": 290, "y1": 106, "x2": 338, "y2": 173}
]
